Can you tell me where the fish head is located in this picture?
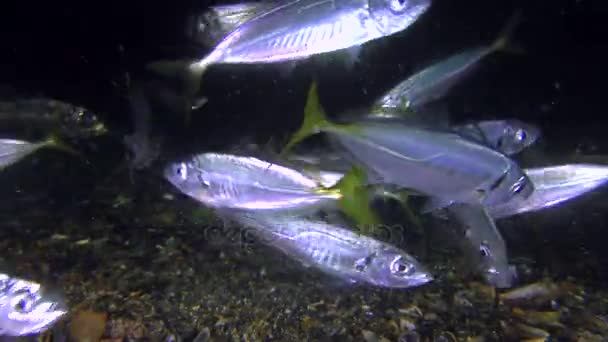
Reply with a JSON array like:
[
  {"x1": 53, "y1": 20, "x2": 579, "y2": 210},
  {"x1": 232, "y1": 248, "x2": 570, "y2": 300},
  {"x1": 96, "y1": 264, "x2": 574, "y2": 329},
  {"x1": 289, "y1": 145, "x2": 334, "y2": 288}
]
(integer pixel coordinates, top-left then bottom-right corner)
[
  {"x1": 497, "y1": 120, "x2": 540, "y2": 155},
  {"x1": 447, "y1": 203, "x2": 516, "y2": 288},
  {"x1": 0, "y1": 275, "x2": 66, "y2": 336},
  {"x1": 358, "y1": 248, "x2": 432, "y2": 288},
  {"x1": 164, "y1": 160, "x2": 216, "y2": 203},
  {"x1": 59, "y1": 104, "x2": 107, "y2": 138},
  {"x1": 485, "y1": 166, "x2": 535, "y2": 207},
  {"x1": 368, "y1": 0, "x2": 431, "y2": 36},
  {"x1": 463, "y1": 227, "x2": 516, "y2": 288},
  {"x1": 478, "y1": 251, "x2": 517, "y2": 288}
]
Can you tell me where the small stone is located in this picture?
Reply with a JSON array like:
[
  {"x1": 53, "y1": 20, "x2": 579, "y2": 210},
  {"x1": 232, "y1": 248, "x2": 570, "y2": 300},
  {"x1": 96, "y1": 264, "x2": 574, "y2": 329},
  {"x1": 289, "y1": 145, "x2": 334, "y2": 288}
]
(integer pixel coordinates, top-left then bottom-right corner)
[
  {"x1": 400, "y1": 318, "x2": 417, "y2": 332},
  {"x1": 362, "y1": 329, "x2": 379, "y2": 342},
  {"x1": 399, "y1": 331, "x2": 421, "y2": 342},
  {"x1": 423, "y1": 313, "x2": 439, "y2": 321}
]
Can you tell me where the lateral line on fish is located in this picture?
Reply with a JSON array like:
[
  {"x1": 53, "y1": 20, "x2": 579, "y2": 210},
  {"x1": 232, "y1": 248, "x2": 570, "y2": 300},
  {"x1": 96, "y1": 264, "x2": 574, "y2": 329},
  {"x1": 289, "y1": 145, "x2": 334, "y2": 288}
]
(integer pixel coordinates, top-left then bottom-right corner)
[{"x1": 331, "y1": 130, "x2": 446, "y2": 164}]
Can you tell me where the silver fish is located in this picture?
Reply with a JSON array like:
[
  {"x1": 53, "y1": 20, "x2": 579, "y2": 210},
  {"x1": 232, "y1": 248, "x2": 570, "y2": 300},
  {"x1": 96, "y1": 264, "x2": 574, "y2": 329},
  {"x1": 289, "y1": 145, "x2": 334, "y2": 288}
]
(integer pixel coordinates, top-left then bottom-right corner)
[
  {"x1": 0, "y1": 97, "x2": 107, "y2": 138},
  {"x1": 446, "y1": 204, "x2": 515, "y2": 288},
  {"x1": 490, "y1": 164, "x2": 608, "y2": 219},
  {"x1": 292, "y1": 118, "x2": 541, "y2": 164},
  {"x1": 373, "y1": 12, "x2": 521, "y2": 111},
  {"x1": 328, "y1": 119, "x2": 534, "y2": 212},
  {"x1": 0, "y1": 273, "x2": 66, "y2": 336},
  {"x1": 0, "y1": 137, "x2": 59, "y2": 170},
  {"x1": 152, "y1": 0, "x2": 431, "y2": 94},
  {"x1": 184, "y1": 1, "x2": 366, "y2": 71},
  {"x1": 165, "y1": 153, "x2": 339, "y2": 212},
  {"x1": 230, "y1": 211, "x2": 432, "y2": 288}
]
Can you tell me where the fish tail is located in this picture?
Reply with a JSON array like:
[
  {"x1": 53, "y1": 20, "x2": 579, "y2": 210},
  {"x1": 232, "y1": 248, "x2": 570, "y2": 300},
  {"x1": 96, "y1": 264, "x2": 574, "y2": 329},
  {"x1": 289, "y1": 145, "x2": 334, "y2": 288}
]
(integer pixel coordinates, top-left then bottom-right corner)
[
  {"x1": 43, "y1": 134, "x2": 87, "y2": 163},
  {"x1": 330, "y1": 166, "x2": 381, "y2": 228},
  {"x1": 279, "y1": 80, "x2": 333, "y2": 157},
  {"x1": 377, "y1": 189, "x2": 424, "y2": 231},
  {"x1": 397, "y1": 193, "x2": 425, "y2": 232},
  {"x1": 146, "y1": 56, "x2": 213, "y2": 126},
  {"x1": 490, "y1": 10, "x2": 525, "y2": 55}
]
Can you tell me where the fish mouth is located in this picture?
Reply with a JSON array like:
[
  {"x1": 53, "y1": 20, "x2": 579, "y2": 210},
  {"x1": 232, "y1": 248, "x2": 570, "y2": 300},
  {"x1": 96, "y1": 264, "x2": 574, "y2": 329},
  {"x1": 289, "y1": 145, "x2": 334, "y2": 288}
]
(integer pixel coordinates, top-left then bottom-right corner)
[
  {"x1": 411, "y1": 272, "x2": 433, "y2": 286},
  {"x1": 392, "y1": 272, "x2": 432, "y2": 288}
]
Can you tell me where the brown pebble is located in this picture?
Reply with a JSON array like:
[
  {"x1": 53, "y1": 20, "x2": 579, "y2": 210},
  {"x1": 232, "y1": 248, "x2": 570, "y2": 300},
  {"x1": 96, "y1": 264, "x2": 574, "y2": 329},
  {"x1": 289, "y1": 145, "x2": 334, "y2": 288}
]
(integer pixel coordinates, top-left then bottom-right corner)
[
  {"x1": 69, "y1": 310, "x2": 108, "y2": 342},
  {"x1": 362, "y1": 329, "x2": 379, "y2": 342}
]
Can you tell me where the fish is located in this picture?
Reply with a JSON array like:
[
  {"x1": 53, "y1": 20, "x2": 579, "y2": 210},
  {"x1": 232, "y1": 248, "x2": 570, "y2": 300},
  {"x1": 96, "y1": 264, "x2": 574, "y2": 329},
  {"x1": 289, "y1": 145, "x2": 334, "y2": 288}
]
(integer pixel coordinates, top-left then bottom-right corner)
[
  {"x1": 184, "y1": 2, "x2": 367, "y2": 72},
  {"x1": 282, "y1": 81, "x2": 534, "y2": 212},
  {"x1": 372, "y1": 12, "x2": 522, "y2": 112},
  {"x1": 228, "y1": 211, "x2": 432, "y2": 288},
  {"x1": 361, "y1": 115, "x2": 540, "y2": 157},
  {"x1": 164, "y1": 152, "x2": 380, "y2": 226},
  {"x1": 165, "y1": 153, "x2": 336, "y2": 212},
  {"x1": 446, "y1": 203, "x2": 515, "y2": 288},
  {"x1": 150, "y1": 0, "x2": 431, "y2": 102},
  {"x1": 0, "y1": 273, "x2": 66, "y2": 336},
  {"x1": 0, "y1": 136, "x2": 81, "y2": 170},
  {"x1": 0, "y1": 97, "x2": 107, "y2": 138},
  {"x1": 290, "y1": 118, "x2": 541, "y2": 169},
  {"x1": 489, "y1": 164, "x2": 608, "y2": 219},
  {"x1": 453, "y1": 119, "x2": 540, "y2": 156}
]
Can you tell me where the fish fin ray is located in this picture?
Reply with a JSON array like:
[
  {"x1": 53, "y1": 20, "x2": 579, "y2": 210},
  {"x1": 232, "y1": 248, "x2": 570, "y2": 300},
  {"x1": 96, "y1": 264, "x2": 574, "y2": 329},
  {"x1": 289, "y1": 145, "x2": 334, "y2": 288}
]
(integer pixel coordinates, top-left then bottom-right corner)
[
  {"x1": 490, "y1": 10, "x2": 525, "y2": 55},
  {"x1": 146, "y1": 56, "x2": 214, "y2": 125},
  {"x1": 330, "y1": 167, "x2": 381, "y2": 230},
  {"x1": 43, "y1": 134, "x2": 88, "y2": 163},
  {"x1": 280, "y1": 80, "x2": 331, "y2": 157}
]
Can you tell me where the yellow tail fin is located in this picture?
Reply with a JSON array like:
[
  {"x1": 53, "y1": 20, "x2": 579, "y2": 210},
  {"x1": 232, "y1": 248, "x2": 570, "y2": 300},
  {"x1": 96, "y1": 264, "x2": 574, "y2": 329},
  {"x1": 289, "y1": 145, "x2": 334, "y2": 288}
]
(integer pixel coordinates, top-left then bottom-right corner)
[
  {"x1": 490, "y1": 10, "x2": 525, "y2": 55},
  {"x1": 330, "y1": 166, "x2": 381, "y2": 233},
  {"x1": 280, "y1": 81, "x2": 332, "y2": 157},
  {"x1": 146, "y1": 57, "x2": 213, "y2": 126},
  {"x1": 42, "y1": 134, "x2": 87, "y2": 163}
]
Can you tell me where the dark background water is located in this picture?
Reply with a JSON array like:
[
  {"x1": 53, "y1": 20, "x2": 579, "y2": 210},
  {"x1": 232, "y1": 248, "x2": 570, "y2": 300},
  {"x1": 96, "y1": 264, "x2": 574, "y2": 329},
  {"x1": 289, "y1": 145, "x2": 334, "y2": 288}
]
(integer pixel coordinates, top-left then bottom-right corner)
[
  {"x1": 1, "y1": 0, "x2": 608, "y2": 283},
  {"x1": 2, "y1": 0, "x2": 605, "y2": 145}
]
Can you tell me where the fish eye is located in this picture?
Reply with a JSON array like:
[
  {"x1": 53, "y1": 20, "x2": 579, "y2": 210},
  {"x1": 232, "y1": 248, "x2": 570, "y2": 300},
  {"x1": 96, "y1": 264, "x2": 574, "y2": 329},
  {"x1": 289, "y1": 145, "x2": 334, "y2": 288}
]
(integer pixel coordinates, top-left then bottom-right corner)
[
  {"x1": 390, "y1": 255, "x2": 414, "y2": 275},
  {"x1": 515, "y1": 129, "x2": 527, "y2": 142},
  {"x1": 176, "y1": 163, "x2": 188, "y2": 180},
  {"x1": 510, "y1": 177, "x2": 527, "y2": 194},
  {"x1": 512, "y1": 183, "x2": 524, "y2": 194},
  {"x1": 388, "y1": 0, "x2": 408, "y2": 11}
]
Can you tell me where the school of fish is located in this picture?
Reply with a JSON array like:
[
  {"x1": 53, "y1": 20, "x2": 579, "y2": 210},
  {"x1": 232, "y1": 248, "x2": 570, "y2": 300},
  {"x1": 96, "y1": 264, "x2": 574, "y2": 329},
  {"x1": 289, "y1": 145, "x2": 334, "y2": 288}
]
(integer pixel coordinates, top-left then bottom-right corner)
[{"x1": 1, "y1": 0, "x2": 607, "y2": 336}]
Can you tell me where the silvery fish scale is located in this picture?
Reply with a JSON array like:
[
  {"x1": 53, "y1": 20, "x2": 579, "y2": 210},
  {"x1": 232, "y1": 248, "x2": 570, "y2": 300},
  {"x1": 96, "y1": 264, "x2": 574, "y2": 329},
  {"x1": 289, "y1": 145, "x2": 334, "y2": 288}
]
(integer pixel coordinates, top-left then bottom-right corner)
[
  {"x1": 166, "y1": 153, "x2": 337, "y2": 211},
  {"x1": 207, "y1": 0, "x2": 430, "y2": 64},
  {"x1": 330, "y1": 121, "x2": 528, "y2": 207},
  {"x1": 231, "y1": 212, "x2": 431, "y2": 288}
]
